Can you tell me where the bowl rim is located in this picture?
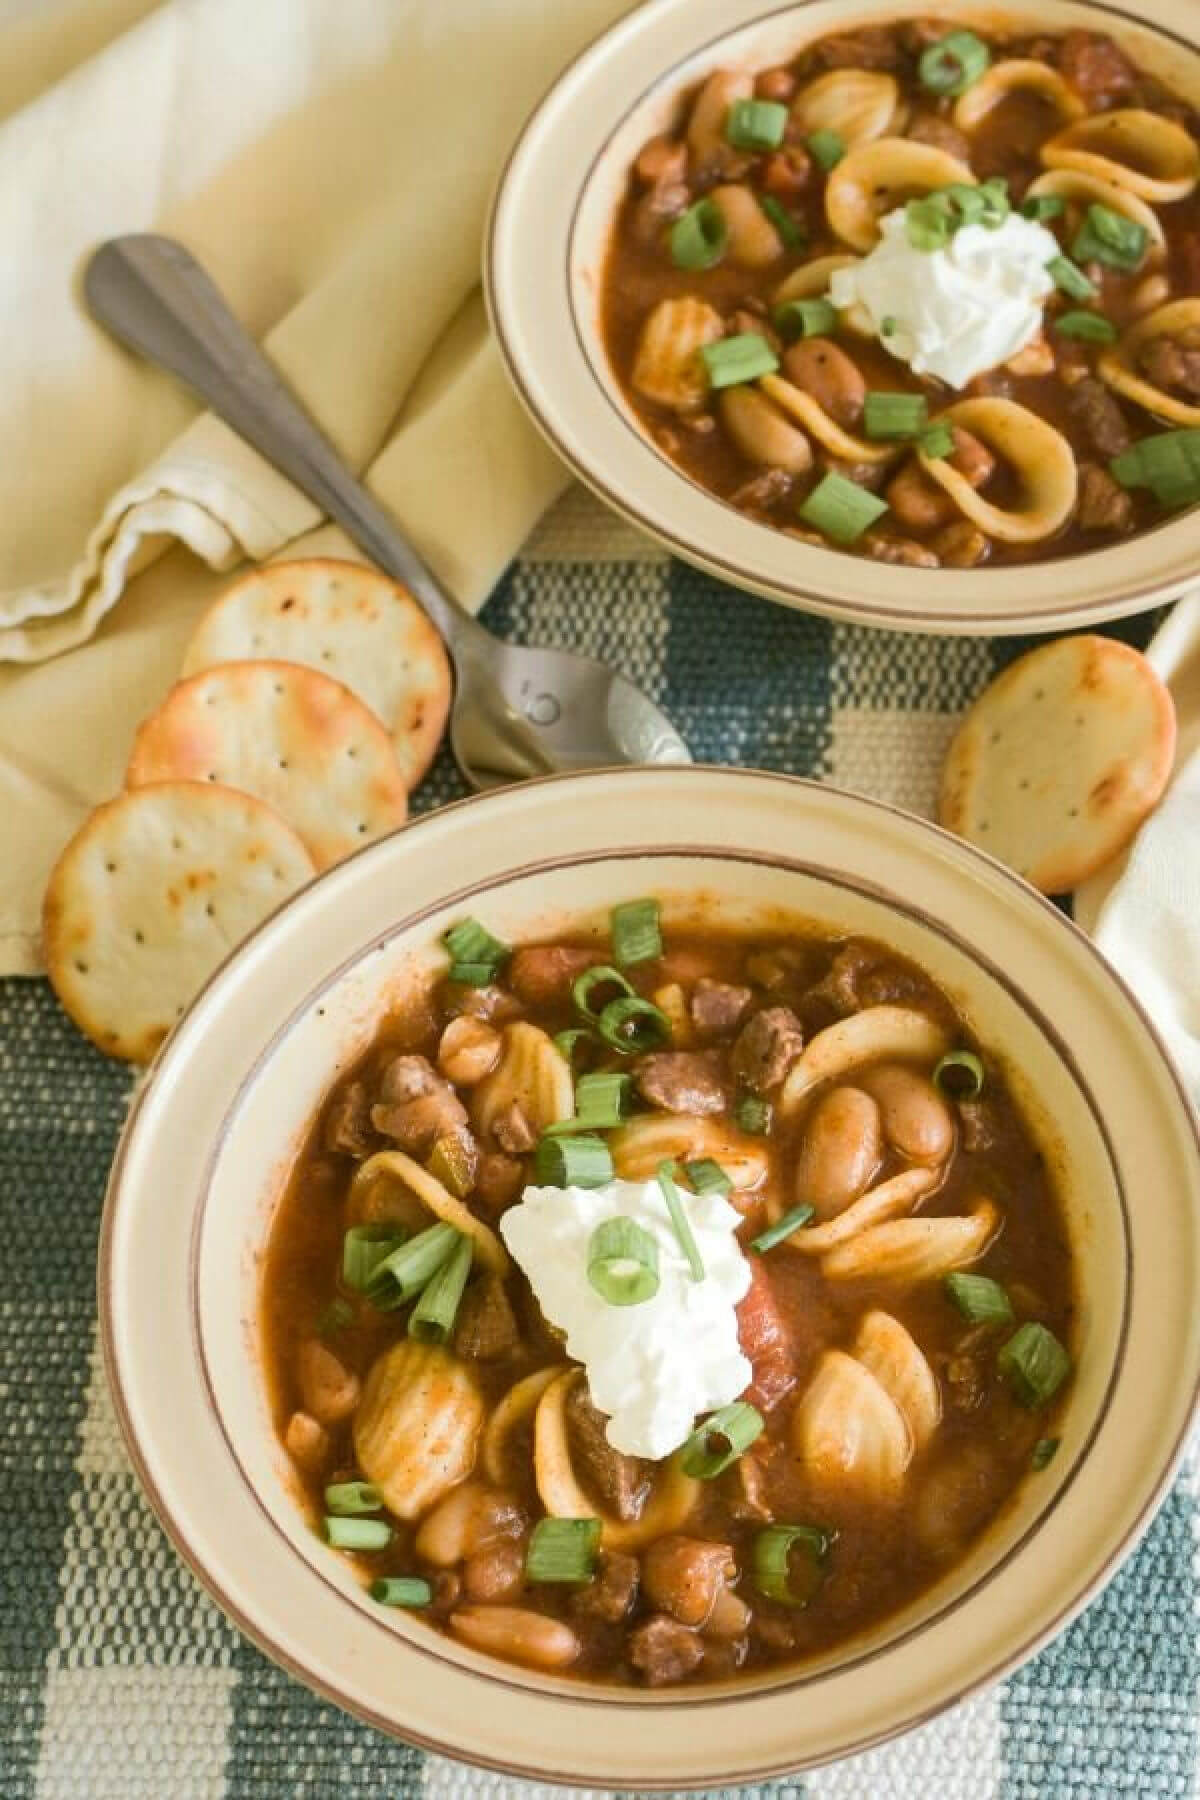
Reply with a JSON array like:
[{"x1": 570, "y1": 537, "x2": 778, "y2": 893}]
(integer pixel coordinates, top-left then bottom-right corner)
[
  {"x1": 484, "y1": 0, "x2": 1200, "y2": 635},
  {"x1": 98, "y1": 767, "x2": 1200, "y2": 1787}
]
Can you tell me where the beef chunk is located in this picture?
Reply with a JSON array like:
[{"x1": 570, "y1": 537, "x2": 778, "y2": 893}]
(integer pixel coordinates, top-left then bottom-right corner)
[
  {"x1": 810, "y1": 26, "x2": 902, "y2": 69},
  {"x1": 323, "y1": 1079, "x2": 374, "y2": 1157},
  {"x1": 863, "y1": 531, "x2": 940, "y2": 569},
  {"x1": 690, "y1": 978, "x2": 753, "y2": 1036},
  {"x1": 474, "y1": 1152, "x2": 525, "y2": 1212},
  {"x1": 731, "y1": 1006, "x2": 804, "y2": 1092},
  {"x1": 1067, "y1": 378, "x2": 1132, "y2": 459},
  {"x1": 730, "y1": 467, "x2": 794, "y2": 512},
  {"x1": 805, "y1": 940, "x2": 946, "y2": 1019},
  {"x1": 1077, "y1": 462, "x2": 1135, "y2": 533},
  {"x1": 627, "y1": 1614, "x2": 705, "y2": 1685},
  {"x1": 932, "y1": 521, "x2": 990, "y2": 568},
  {"x1": 1059, "y1": 30, "x2": 1139, "y2": 107},
  {"x1": 572, "y1": 1551, "x2": 640, "y2": 1623},
  {"x1": 509, "y1": 944, "x2": 599, "y2": 1007},
  {"x1": 635, "y1": 1049, "x2": 729, "y2": 1115},
  {"x1": 371, "y1": 1054, "x2": 468, "y2": 1154},
  {"x1": 1139, "y1": 332, "x2": 1200, "y2": 399},
  {"x1": 736, "y1": 1262, "x2": 796, "y2": 1413},
  {"x1": 958, "y1": 1097, "x2": 1002, "y2": 1153},
  {"x1": 453, "y1": 1276, "x2": 521, "y2": 1361},
  {"x1": 907, "y1": 112, "x2": 970, "y2": 160},
  {"x1": 492, "y1": 1100, "x2": 536, "y2": 1154},
  {"x1": 566, "y1": 1383, "x2": 650, "y2": 1522}
]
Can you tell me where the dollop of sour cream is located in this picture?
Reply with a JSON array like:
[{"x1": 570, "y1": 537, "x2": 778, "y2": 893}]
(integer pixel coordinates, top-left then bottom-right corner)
[
  {"x1": 500, "y1": 1179, "x2": 752, "y2": 1461},
  {"x1": 829, "y1": 206, "x2": 1061, "y2": 387}
]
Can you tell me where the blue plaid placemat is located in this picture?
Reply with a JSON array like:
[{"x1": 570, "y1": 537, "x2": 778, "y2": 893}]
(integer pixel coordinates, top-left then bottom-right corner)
[{"x1": 2, "y1": 487, "x2": 1193, "y2": 1798}]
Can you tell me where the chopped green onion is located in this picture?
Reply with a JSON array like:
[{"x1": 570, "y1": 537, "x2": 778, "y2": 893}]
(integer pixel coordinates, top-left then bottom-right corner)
[
  {"x1": 534, "y1": 1133, "x2": 614, "y2": 1189},
  {"x1": 1047, "y1": 254, "x2": 1098, "y2": 300},
  {"x1": 525, "y1": 1517, "x2": 602, "y2": 1583},
  {"x1": 735, "y1": 1093, "x2": 773, "y2": 1135},
  {"x1": 905, "y1": 193, "x2": 954, "y2": 252},
  {"x1": 998, "y1": 1322, "x2": 1072, "y2": 1407},
  {"x1": 701, "y1": 333, "x2": 781, "y2": 390},
  {"x1": 342, "y1": 1224, "x2": 407, "y2": 1294},
  {"x1": 368, "y1": 1221, "x2": 459, "y2": 1308},
  {"x1": 670, "y1": 198, "x2": 728, "y2": 271},
  {"x1": 427, "y1": 1132, "x2": 475, "y2": 1197},
  {"x1": 324, "y1": 1516, "x2": 393, "y2": 1552},
  {"x1": 371, "y1": 1576, "x2": 432, "y2": 1607},
  {"x1": 1053, "y1": 310, "x2": 1117, "y2": 344},
  {"x1": 978, "y1": 176, "x2": 1011, "y2": 227},
  {"x1": 944, "y1": 1271, "x2": 1014, "y2": 1326},
  {"x1": 596, "y1": 994, "x2": 673, "y2": 1054},
  {"x1": 750, "y1": 1203, "x2": 815, "y2": 1254},
  {"x1": 772, "y1": 297, "x2": 838, "y2": 341},
  {"x1": 657, "y1": 1160, "x2": 705, "y2": 1281},
  {"x1": 317, "y1": 1297, "x2": 355, "y2": 1339},
  {"x1": 1021, "y1": 193, "x2": 1065, "y2": 221},
  {"x1": 1111, "y1": 428, "x2": 1200, "y2": 509},
  {"x1": 572, "y1": 964, "x2": 634, "y2": 1019},
  {"x1": 324, "y1": 1481, "x2": 384, "y2": 1516},
  {"x1": 880, "y1": 314, "x2": 899, "y2": 338},
  {"x1": 546, "y1": 1071, "x2": 634, "y2": 1136},
  {"x1": 587, "y1": 1217, "x2": 660, "y2": 1305},
  {"x1": 447, "y1": 960, "x2": 498, "y2": 986},
  {"x1": 864, "y1": 392, "x2": 929, "y2": 441},
  {"x1": 611, "y1": 897, "x2": 663, "y2": 966},
  {"x1": 758, "y1": 193, "x2": 807, "y2": 250},
  {"x1": 1072, "y1": 203, "x2": 1148, "y2": 272},
  {"x1": 933, "y1": 1050, "x2": 985, "y2": 1098},
  {"x1": 919, "y1": 29, "x2": 990, "y2": 96},
  {"x1": 683, "y1": 1158, "x2": 732, "y2": 1197},
  {"x1": 807, "y1": 128, "x2": 846, "y2": 171},
  {"x1": 1032, "y1": 1437, "x2": 1061, "y2": 1471},
  {"x1": 725, "y1": 97, "x2": 788, "y2": 152},
  {"x1": 754, "y1": 1524, "x2": 831, "y2": 1606},
  {"x1": 920, "y1": 420, "x2": 955, "y2": 459},
  {"x1": 798, "y1": 471, "x2": 889, "y2": 544},
  {"x1": 554, "y1": 1026, "x2": 599, "y2": 1066},
  {"x1": 408, "y1": 1233, "x2": 473, "y2": 1342},
  {"x1": 680, "y1": 1401, "x2": 764, "y2": 1477},
  {"x1": 442, "y1": 918, "x2": 508, "y2": 972},
  {"x1": 941, "y1": 181, "x2": 991, "y2": 226}
]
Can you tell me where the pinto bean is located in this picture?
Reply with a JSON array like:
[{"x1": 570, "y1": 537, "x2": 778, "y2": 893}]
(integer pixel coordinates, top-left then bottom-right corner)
[
  {"x1": 710, "y1": 183, "x2": 785, "y2": 268},
  {"x1": 643, "y1": 1536, "x2": 736, "y2": 1627},
  {"x1": 755, "y1": 66, "x2": 796, "y2": 102},
  {"x1": 437, "y1": 1016, "x2": 503, "y2": 1087},
  {"x1": 295, "y1": 1339, "x2": 360, "y2": 1427},
  {"x1": 462, "y1": 1540, "x2": 527, "y2": 1603},
  {"x1": 686, "y1": 69, "x2": 755, "y2": 179},
  {"x1": 705, "y1": 1585, "x2": 752, "y2": 1640},
  {"x1": 1131, "y1": 272, "x2": 1171, "y2": 316},
  {"x1": 763, "y1": 145, "x2": 811, "y2": 200},
  {"x1": 284, "y1": 1410, "x2": 330, "y2": 1472},
  {"x1": 794, "y1": 1086, "x2": 883, "y2": 1217},
  {"x1": 719, "y1": 386, "x2": 812, "y2": 474},
  {"x1": 858, "y1": 1063, "x2": 955, "y2": 1164},
  {"x1": 886, "y1": 426, "x2": 993, "y2": 530},
  {"x1": 932, "y1": 520, "x2": 990, "y2": 567},
  {"x1": 509, "y1": 945, "x2": 598, "y2": 1007},
  {"x1": 635, "y1": 134, "x2": 688, "y2": 187},
  {"x1": 414, "y1": 1481, "x2": 525, "y2": 1566},
  {"x1": 781, "y1": 338, "x2": 866, "y2": 429},
  {"x1": 450, "y1": 1605, "x2": 581, "y2": 1670}
]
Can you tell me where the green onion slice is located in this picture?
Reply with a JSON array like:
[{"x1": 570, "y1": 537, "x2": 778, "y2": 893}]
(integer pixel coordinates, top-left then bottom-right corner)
[
  {"x1": 864, "y1": 392, "x2": 929, "y2": 441},
  {"x1": 701, "y1": 333, "x2": 781, "y2": 390},
  {"x1": 587, "y1": 1217, "x2": 660, "y2": 1306},
  {"x1": 906, "y1": 193, "x2": 954, "y2": 252},
  {"x1": 798, "y1": 471, "x2": 888, "y2": 544},
  {"x1": 772, "y1": 297, "x2": 837, "y2": 341},
  {"x1": 546, "y1": 1070, "x2": 634, "y2": 1136},
  {"x1": 920, "y1": 420, "x2": 955, "y2": 459},
  {"x1": 918, "y1": 29, "x2": 990, "y2": 96},
  {"x1": 1053, "y1": 310, "x2": 1117, "y2": 343},
  {"x1": 750, "y1": 1203, "x2": 815, "y2": 1254},
  {"x1": 932, "y1": 1050, "x2": 985, "y2": 1098},
  {"x1": 572, "y1": 963, "x2": 635, "y2": 1019},
  {"x1": 554, "y1": 1026, "x2": 599, "y2": 1066},
  {"x1": 1021, "y1": 193, "x2": 1065, "y2": 221},
  {"x1": 324, "y1": 1516, "x2": 393, "y2": 1552},
  {"x1": 754, "y1": 1524, "x2": 831, "y2": 1606},
  {"x1": 427, "y1": 1132, "x2": 475, "y2": 1197},
  {"x1": 943, "y1": 1271, "x2": 1014, "y2": 1326},
  {"x1": 408, "y1": 1233, "x2": 473, "y2": 1343},
  {"x1": 758, "y1": 192, "x2": 807, "y2": 250},
  {"x1": 368, "y1": 1221, "x2": 459, "y2": 1308},
  {"x1": 725, "y1": 97, "x2": 788, "y2": 151},
  {"x1": 880, "y1": 314, "x2": 899, "y2": 338},
  {"x1": 447, "y1": 960, "x2": 499, "y2": 986},
  {"x1": 657, "y1": 1160, "x2": 705, "y2": 1281},
  {"x1": 596, "y1": 994, "x2": 673, "y2": 1055},
  {"x1": 611, "y1": 897, "x2": 663, "y2": 966},
  {"x1": 807, "y1": 128, "x2": 846, "y2": 171},
  {"x1": 371, "y1": 1576, "x2": 432, "y2": 1607},
  {"x1": 317, "y1": 1296, "x2": 355, "y2": 1339},
  {"x1": 324, "y1": 1481, "x2": 384, "y2": 1517},
  {"x1": 735, "y1": 1093, "x2": 773, "y2": 1135},
  {"x1": 680, "y1": 1401, "x2": 764, "y2": 1478},
  {"x1": 670, "y1": 197, "x2": 728, "y2": 271},
  {"x1": 534, "y1": 1133, "x2": 615, "y2": 1189},
  {"x1": 1047, "y1": 254, "x2": 1098, "y2": 300},
  {"x1": 442, "y1": 917, "x2": 508, "y2": 971},
  {"x1": 683, "y1": 1158, "x2": 733, "y2": 1197},
  {"x1": 998, "y1": 1322, "x2": 1072, "y2": 1407},
  {"x1": 525, "y1": 1517, "x2": 602, "y2": 1583},
  {"x1": 1111, "y1": 428, "x2": 1200, "y2": 509},
  {"x1": 1072, "y1": 203, "x2": 1148, "y2": 271},
  {"x1": 1032, "y1": 1437, "x2": 1061, "y2": 1471},
  {"x1": 343, "y1": 1224, "x2": 408, "y2": 1294}
]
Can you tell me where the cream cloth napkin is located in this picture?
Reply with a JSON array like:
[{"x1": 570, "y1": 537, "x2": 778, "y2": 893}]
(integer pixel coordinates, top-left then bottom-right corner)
[{"x1": 0, "y1": 0, "x2": 632, "y2": 972}]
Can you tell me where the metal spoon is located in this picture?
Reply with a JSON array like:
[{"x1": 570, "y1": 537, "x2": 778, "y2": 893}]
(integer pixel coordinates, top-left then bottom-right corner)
[{"x1": 84, "y1": 235, "x2": 691, "y2": 789}]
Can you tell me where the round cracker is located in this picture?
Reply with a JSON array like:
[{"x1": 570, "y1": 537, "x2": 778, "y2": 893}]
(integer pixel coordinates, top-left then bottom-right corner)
[
  {"x1": 181, "y1": 559, "x2": 452, "y2": 789},
  {"x1": 939, "y1": 635, "x2": 1176, "y2": 894},
  {"x1": 126, "y1": 661, "x2": 408, "y2": 870},
  {"x1": 43, "y1": 781, "x2": 315, "y2": 1062}
]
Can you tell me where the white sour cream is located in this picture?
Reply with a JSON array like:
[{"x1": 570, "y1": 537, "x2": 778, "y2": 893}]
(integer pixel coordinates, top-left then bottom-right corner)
[
  {"x1": 829, "y1": 206, "x2": 1061, "y2": 387},
  {"x1": 499, "y1": 1178, "x2": 752, "y2": 1461}
]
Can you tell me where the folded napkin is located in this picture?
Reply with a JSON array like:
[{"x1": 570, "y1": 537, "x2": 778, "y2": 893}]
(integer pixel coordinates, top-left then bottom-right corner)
[{"x1": 0, "y1": 0, "x2": 632, "y2": 972}]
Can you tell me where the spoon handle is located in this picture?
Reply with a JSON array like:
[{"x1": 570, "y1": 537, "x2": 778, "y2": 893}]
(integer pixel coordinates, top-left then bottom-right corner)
[{"x1": 84, "y1": 234, "x2": 484, "y2": 656}]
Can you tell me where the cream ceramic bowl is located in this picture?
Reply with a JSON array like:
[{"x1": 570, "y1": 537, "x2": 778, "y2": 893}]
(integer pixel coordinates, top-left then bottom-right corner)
[
  {"x1": 101, "y1": 768, "x2": 1200, "y2": 1789},
  {"x1": 485, "y1": 0, "x2": 1200, "y2": 635}
]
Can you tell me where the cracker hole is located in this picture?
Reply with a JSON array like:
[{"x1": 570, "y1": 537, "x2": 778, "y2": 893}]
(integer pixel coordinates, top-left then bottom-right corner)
[
  {"x1": 75, "y1": 960, "x2": 89, "y2": 974},
  {"x1": 172, "y1": 837, "x2": 183, "y2": 851},
  {"x1": 252, "y1": 635, "x2": 264, "y2": 648},
  {"x1": 273, "y1": 683, "x2": 284, "y2": 696},
  {"x1": 321, "y1": 650, "x2": 334, "y2": 663},
  {"x1": 205, "y1": 903, "x2": 215, "y2": 918},
  {"x1": 1033, "y1": 687, "x2": 1045, "y2": 701},
  {"x1": 346, "y1": 746, "x2": 358, "y2": 759},
  {"x1": 273, "y1": 868, "x2": 285, "y2": 880},
  {"x1": 1068, "y1": 806, "x2": 1080, "y2": 818},
  {"x1": 206, "y1": 772, "x2": 217, "y2": 781},
  {"x1": 105, "y1": 861, "x2": 117, "y2": 873},
  {"x1": 176, "y1": 1004, "x2": 184, "y2": 1017},
  {"x1": 357, "y1": 823, "x2": 368, "y2": 835},
  {"x1": 279, "y1": 758, "x2": 289, "y2": 770},
  {"x1": 989, "y1": 730, "x2": 1001, "y2": 746},
  {"x1": 134, "y1": 930, "x2": 145, "y2": 945},
  {"x1": 282, "y1": 598, "x2": 295, "y2": 612},
  {"x1": 1018, "y1": 778, "x2": 1030, "y2": 791}
]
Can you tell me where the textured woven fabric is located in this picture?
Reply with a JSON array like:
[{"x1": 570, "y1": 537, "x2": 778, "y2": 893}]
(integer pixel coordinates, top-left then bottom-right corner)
[{"x1": 1, "y1": 486, "x2": 1193, "y2": 1798}]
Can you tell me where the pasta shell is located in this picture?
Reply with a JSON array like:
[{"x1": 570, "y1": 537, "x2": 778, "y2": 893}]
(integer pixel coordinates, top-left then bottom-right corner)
[
  {"x1": 791, "y1": 69, "x2": 905, "y2": 150},
  {"x1": 917, "y1": 398, "x2": 1077, "y2": 545},
  {"x1": 1097, "y1": 298, "x2": 1200, "y2": 428},
  {"x1": 533, "y1": 1370, "x2": 699, "y2": 1549},
  {"x1": 1023, "y1": 169, "x2": 1164, "y2": 251},
  {"x1": 1041, "y1": 109, "x2": 1199, "y2": 204},
  {"x1": 793, "y1": 1349, "x2": 912, "y2": 1502},
  {"x1": 953, "y1": 59, "x2": 1085, "y2": 131},
  {"x1": 853, "y1": 1310, "x2": 941, "y2": 1449},
  {"x1": 779, "y1": 1005, "x2": 950, "y2": 1115},
  {"x1": 710, "y1": 183, "x2": 784, "y2": 269},
  {"x1": 631, "y1": 297, "x2": 725, "y2": 412},
  {"x1": 825, "y1": 137, "x2": 974, "y2": 252},
  {"x1": 482, "y1": 1366, "x2": 561, "y2": 1486},
  {"x1": 820, "y1": 1199, "x2": 1001, "y2": 1283},
  {"x1": 787, "y1": 1166, "x2": 941, "y2": 1253},
  {"x1": 758, "y1": 372, "x2": 897, "y2": 466},
  {"x1": 772, "y1": 254, "x2": 874, "y2": 337},
  {"x1": 354, "y1": 1341, "x2": 484, "y2": 1519},
  {"x1": 718, "y1": 386, "x2": 813, "y2": 473},
  {"x1": 687, "y1": 68, "x2": 755, "y2": 178},
  {"x1": 609, "y1": 1112, "x2": 769, "y2": 1190},
  {"x1": 472, "y1": 1021, "x2": 573, "y2": 1143},
  {"x1": 348, "y1": 1149, "x2": 508, "y2": 1273}
]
